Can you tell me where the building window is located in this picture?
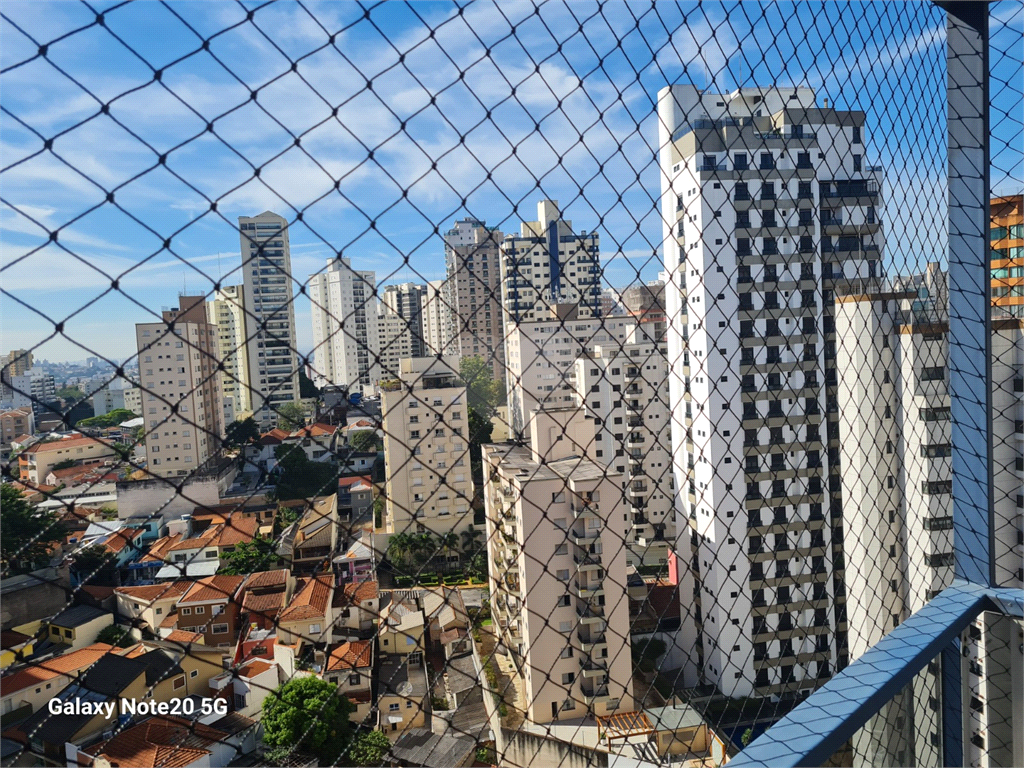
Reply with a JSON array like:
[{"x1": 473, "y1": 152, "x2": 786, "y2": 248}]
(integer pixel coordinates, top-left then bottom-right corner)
[{"x1": 212, "y1": 623, "x2": 229, "y2": 634}]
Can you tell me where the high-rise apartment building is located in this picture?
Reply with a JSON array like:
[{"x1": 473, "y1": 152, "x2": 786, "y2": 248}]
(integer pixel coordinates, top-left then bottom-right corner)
[
  {"x1": 309, "y1": 258, "x2": 379, "y2": 395},
  {"x1": 572, "y1": 335, "x2": 675, "y2": 567},
  {"x1": 658, "y1": 85, "x2": 883, "y2": 697},
  {"x1": 135, "y1": 296, "x2": 224, "y2": 478},
  {"x1": 376, "y1": 302, "x2": 415, "y2": 386},
  {"x1": 836, "y1": 267, "x2": 1024, "y2": 768},
  {"x1": 500, "y1": 200, "x2": 602, "y2": 323},
  {"x1": 991, "y1": 194, "x2": 1024, "y2": 317},
  {"x1": 1, "y1": 349, "x2": 33, "y2": 380},
  {"x1": 381, "y1": 357, "x2": 473, "y2": 538},
  {"x1": 503, "y1": 306, "x2": 637, "y2": 439},
  {"x1": 421, "y1": 280, "x2": 454, "y2": 357},
  {"x1": 206, "y1": 285, "x2": 251, "y2": 416},
  {"x1": 239, "y1": 211, "x2": 300, "y2": 427},
  {"x1": 443, "y1": 218, "x2": 506, "y2": 379},
  {"x1": 382, "y1": 283, "x2": 428, "y2": 360},
  {"x1": 484, "y1": 407, "x2": 635, "y2": 723}
]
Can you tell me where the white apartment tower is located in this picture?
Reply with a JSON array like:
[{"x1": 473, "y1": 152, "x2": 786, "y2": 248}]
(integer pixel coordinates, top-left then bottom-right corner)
[
  {"x1": 484, "y1": 407, "x2": 635, "y2": 723},
  {"x1": 309, "y1": 258, "x2": 379, "y2": 395},
  {"x1": 206, "y1": 285, "x2": 251, "y2": 415},
  {"x1": 836, "y1": 269, "x2": 1024, "y2": 768},
  {"x1": 500, "y1": 200, "x2": 602, "y2": 323},
  {"x1": 443, "y1": 218, "x2": 506, "y2": 380},
  {"x1": 136, "y1": 296, "x2": 225, "y2": 478},
  {"x1": 381, "y1": 357, "x2": 474, "y2": 538},
  {"x1": 421, "y1": 280, "x2": 454, "y2": 357},
  {"x1": 239, "y1": 211, "x2": 300, "y2": 428},
  {"x1": 382, "y1": 283, "x2": 428, "y2": 360},
  {"x1": 658, "y1": 85, "x2": 883, "y2": 697}
]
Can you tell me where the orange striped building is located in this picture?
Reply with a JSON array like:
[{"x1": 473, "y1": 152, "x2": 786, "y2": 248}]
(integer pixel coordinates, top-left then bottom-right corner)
[{"x1": 991, "y1": 194, "x2": 1023, "y2": 315}]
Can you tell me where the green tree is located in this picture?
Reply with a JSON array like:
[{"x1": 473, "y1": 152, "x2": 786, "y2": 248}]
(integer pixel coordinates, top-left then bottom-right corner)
[
  {"x1": 56, "y1": 385, "x2": 86, "y2": 401},
  {"x1": 346, "y1": 730, "x2": 391, "y2": 766},
  {"x1": 459, "y1": 355, "x2": 504, "y2": 420},
  {"x1": 299, "y1": 371, "x2": 321, "y2": 399},
  {"x1": 51, "y1": 458, "x2": 78, "y2": 472},
  {"x1": 276, "y1": 402, "x2": 307, "y2": 431},
  {"x1": 262, "y1": 676, "x2": 355, "y2": 762},
  {"x1": 219, "y1": 536, "x2": 279, "y2": 575},
  {"x1": 70, "y1": 545, "x2": 115, "y2": 581},
  {"x1": 386, "y1": 532, "x2": 412, "y2": 568},
  {"x1": 75, "y1": 408, "x2": 138, "y2": 429},
  {"x1": 224, "y1": 417, "x2": 261, "y2": 447},
  {"x1": 460, "y1": 526, "x2": 484, "y2": 556},
  {"x1": 96, "y1": 624, "x2": 135, "y2": 648},
  {"x1": 741, "y1": 728, "x2": 754, "y2": 748},
  {"x1": 410, "y1": 532, "x2": 436, "y2": 565},
  {"x1": 273, "y1": 444, "x2": 339, "y2": 501},
  {"x1": 0, "y1": 484, "x2": 64, "y2": 573},
  {"x1": 373, "y1": 494, "x2": 385, "y2": 529},
  {"x1": 438, "y1": 532, "x2": 459, "y2": 568},
  {"x1": 349, "y1": 429, "x2": 383, "y2": 453}
]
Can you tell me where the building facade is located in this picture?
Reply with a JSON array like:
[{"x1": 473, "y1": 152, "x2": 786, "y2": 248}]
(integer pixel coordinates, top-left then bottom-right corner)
[
  {"x1": 484, "y1": 408, "x2": 635, "y2": 724},
  {"x1": 421, "y1": 279, "x2": 454, "y2": 357},
  {"x1": 135, "y1": 295, "x2": 225, "y2": 478},
  {"x1": 381, "y1": 357, "x2": 474, "y2": 538},
  {"x1": 443, "y1": 218, "x2": 506, "y2": 380},
  {"x1": 376, "y1": 302, "x2": 415, "y2": 387},
  {"x1": 206, "y1": 284, "x2": 251, "y2": 416},
  {"x1": 500, "y1": 200, "x2": 602, "y2": 323},
  {"x1": 382, "y1": 283, "x2": 428, "y2": 360},
  {"x1": 239, "y1": 211, "x2": 300, "y2": 427},
  {"x1": 836, "y1": 269, "x2": 1024, "y2": 768},
  {"x1": 309, "y1": 258, "x2": 379, "y2": 395},
  {"x1": 991, "y1": 194, "x2": 1024, "y2": 317},
  {"x1": 658, "y1": 85, "x2": 883, "y2": 697}
]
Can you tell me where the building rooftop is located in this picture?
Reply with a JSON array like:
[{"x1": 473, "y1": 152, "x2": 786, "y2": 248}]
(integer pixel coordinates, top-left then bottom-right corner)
[
  {"x1": 326, "y1": 640, "x2": 373, "y2": 671},
  {"x1": 485, "y1": 443, "x2": 618, "y2": 483},
  {"x1": 83, "y1": 715, "x2": 228, "y2": 768},
  {"x1": 389, "y1": 727, "x2": 476, "y2": 768},
  {"x1": 177, "y1": 574, "x2": 245, "y2": 604},
  {"x1": 0, "y1": 643, "x2": 116, "y2": 696},
  {"x1": 49, "y1": 604, "x2": 109, "y2": 628},
  {"x1": 379, "y1": 656, "x2": 429, "y2": 698}
]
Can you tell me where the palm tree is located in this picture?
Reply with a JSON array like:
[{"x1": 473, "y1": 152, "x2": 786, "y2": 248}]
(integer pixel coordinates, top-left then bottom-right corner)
[
  {"x1": 411, "y1": 532, "x2": 436, "y2": 566},
  {"x1": 438, "y1": 532, "x2": 459, "y2": 571},
  {"x1": 461, "y1": 526, "x2": 483, "y2": 557},
  {"x1": 387, "y1": 532, "x2": 411, "y2": 570}
]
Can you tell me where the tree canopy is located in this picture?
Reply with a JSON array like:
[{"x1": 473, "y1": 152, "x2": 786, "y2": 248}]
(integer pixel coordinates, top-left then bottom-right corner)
[
  {"x1": 224, "y1": 417, "x2": 261, "y2": 447},
  {"x1": 219, "y1": 536, "x2": 279, "y2": 575},
  {"x1": 299, "y1": 371, "x2": 321, "y2": 399},
  {"x1": 75, "y1": 408, "x2": 138, "y2": 429},
  {"x1": 56, "y1": 385, "x2": 86, "y2": 401},
  {"x1": 275, "y1": 402, "x2": 307, "y2": 431},
  {"x1": 348, "y1": 429, "x2": 383, "y2": 453},
  {"x1": 0, "y1": 484, "x2": 64, "y2": 573},
  {"x1": 262, "y1": 676, "x2": 355, "y2": 762},
  {"x1": 273, "y1": 444, "x2": 339, "y2": 501},
  {"x1": 96, "y1": 623, "x2": 135, "y2": 648},
  {"x1": 459, "y1": 355, "x2": 504, "y2": 422},
  {"x1": 346, "y1": 730, "x2": 391, "y2": 766}
]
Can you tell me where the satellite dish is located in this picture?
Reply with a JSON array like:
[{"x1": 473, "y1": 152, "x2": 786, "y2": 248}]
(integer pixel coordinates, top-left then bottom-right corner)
[{"x1": 397, "y1": 681, "x2": 414, "y2": 697}]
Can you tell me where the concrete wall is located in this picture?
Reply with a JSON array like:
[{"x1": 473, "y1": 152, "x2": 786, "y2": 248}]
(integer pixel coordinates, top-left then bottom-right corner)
[
  {"x1": 0, "y1": 568, "x2": 69, "y2": 629},
  {"x1": 116, "y1": 475, "x2": 224, "y2": 523},
  {"x1": 499, "y1": 728, "x2": 608, "y2": 768}
]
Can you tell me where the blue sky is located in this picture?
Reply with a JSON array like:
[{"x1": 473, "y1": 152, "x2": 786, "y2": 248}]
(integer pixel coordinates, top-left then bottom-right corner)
[{"x1": 1, "y1": 1, "x2": 1020, "y2": 363}]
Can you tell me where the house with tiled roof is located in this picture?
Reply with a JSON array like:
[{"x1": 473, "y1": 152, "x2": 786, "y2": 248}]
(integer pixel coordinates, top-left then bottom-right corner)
[
  {"x1": 173, "y1": 574, "x2": 246, "y2": 648},
  {"x1": 323, "y1": 640, "x2": 374, "y2": 723},
  {"x1": 378, "y1": 594, "x2": 425, "y2": 660},
  {"x1": 138, "y1": 516, "x2": 261, "y2": 581},
  {"x1": 334, "y1": 535, "x2": 375, "y2": 583},
  {"x1": 0, "y1": 643, "x2": 118, "y2": 721},
  {"x1": 73, "y1": 716, "x2": 235, "y2": 768},
  {"x1": 244, "y1": 422, "x2": 340, "y2": 473},
  {"x1": 332, "y1": 580, "x2": 379, "y2": 639},
  {"x1": 276, "y1": 574, "x2": 334, "y2": 656},
  {"x1": 17, "y1": 433, "x2": 119, "y2": 484},
  {"x1": 236, "y1": 569, "x2": 293, "y2": 631},
  {"x1": 208, "y1": 657, "x2": 281, "y2": 721},
  {"x1": 337, "y1": 474, "x2": 373, "y2": 521},
  {"x1": 114, "y1": 581, "x2": 190, "y2": 635}
]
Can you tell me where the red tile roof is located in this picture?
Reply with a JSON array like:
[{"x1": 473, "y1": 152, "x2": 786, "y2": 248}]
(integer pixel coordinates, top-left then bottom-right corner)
[
  {"x1": 278, "y1": 575, "x2": 332, "y2": 623},
  {"x1": 21, "y1": 435, "x2": 113, "y2": 454},
  {"x1": 165, "y1": 630, "x2": 205, "y2": 645},
  {"x1": 343, "y1": 580, "x2": 379, "y2": 604},
  {"x1": 139, "y1": 533, "x2": 183, "y2": 563},
  {"x1": 178, "y1": 574, "x2": 245, "y2": 604},
  {"x1": 0, "y1": 643, "x2": 116, "y2": 696},
  {"x1": 237, "y1": 659, "x2": 275, "y2": 678},
  {"x1": 337, "y1": 475, "x2": 372, "y2": 488},
  {"x1": 115, "y1": 581, "x2": 191, "y2": 603},
  {"x1": 84, "y1": 716, "x2": 227, "y2": 768},
  {"x1": 326, "y1": 640, "x2": 372, "y2": 672}
]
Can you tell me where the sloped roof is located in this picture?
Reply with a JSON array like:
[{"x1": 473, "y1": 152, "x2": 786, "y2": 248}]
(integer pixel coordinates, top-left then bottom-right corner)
[
  {"x1": 139, "y1": 533, "x2": 184, "y2": 563},
  {"x1": 115, "y1": 581, "x2": 191, "y2": 603},
  {"x1": 21, "y1": 435, "x2": 113, "y2": 454},
  {"x1": 277, "y1": 575, "x2": 332, "y2": 623},
  {"x1": 0, "y1": 643, "x2": 115, "y2": 696},
  {"x1": 337, "y1": 474, "x2": 372, "y2": 488},
  {"x1": 165, "y1": 630, "x2": 204, "y2": 645},
  {"x1": 84, "y1": 716, "x2": 227, "y2": 768},
  {"x1": 178, "y1": 574, "x2": 245, "y2": 604},
  {"x1": 50, "y1": 604, "x2": 109, "y2": 628},
  {"x1": 325, "y1": 640, "x2": 372, "y2": 672}
]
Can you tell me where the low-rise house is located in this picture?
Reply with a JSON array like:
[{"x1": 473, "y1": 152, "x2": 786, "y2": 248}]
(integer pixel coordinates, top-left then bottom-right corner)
[
  {"x1": 378, "y1": 594, "x2": 424, "y2": 661},
  {"x1": 389, "y1": 728, "x2": 477, "y2": 767},
  {"x1": 332, "y1": 581, "x2": 379, "y2": 640},
  {"x1": 378, "y1": 655, "x2": 428, "y2": 740},
  {"x1": 17, "y1": 433, "x2": 118, "y2": 484},
  {"x1": 44, "y1": 605, "x2": 113, "y2": 651},
  {"x1": 114, "y1": 582, "x2": 191, "y2": 636},
  {"x1": 291, "y1": 495, "x2": 339, "y2": 574},
  {"x1": 209, "y1": 658, "x2": 280, "y2": 720},
  {"x1": 337, "y1": 475, "x2": 373, "y2": 521},
  {"x1": 0, "y1": 630, "x2": 34, "y2": 670},
  {"x1": 422, "y1": 587, "x2": 471, "y2": 645},
  {"x1": 173, "y1": 574, "x2": 246, "y2": 648},
  {"x1": 276, "y1": 575, "x2": 333, "y2": 655},
  {"x1": 237, "y1": 569, "x2": 293, "y2": 631},
  {"x1": 334, "y1": 537, "x2": 375, "y2": 583},
  {"x1": 244, "y1": 423, "x2": 341, "y2": 472},
  {"x1": 0, "y1": 643, "x2": 116, "y2": 721},
  {"x1": 323, "y1": 640, "x2": 373, "y2": 723},
  {"x1": 642, "y1": 703, "x2": 733, "y2": 763},
  {"x1": 0, "y1": 406, "x2": 34, "y2": 456},
  {"x1": 74, "y1": 716, "x2": 234, "y2": 768}
]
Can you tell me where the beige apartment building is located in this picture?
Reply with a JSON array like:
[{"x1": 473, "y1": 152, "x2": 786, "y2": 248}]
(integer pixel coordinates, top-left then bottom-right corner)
[
  {"x1": 837, "y1": 268, "x2": 1024, "y2": 768},
  {"x1": 17, "y1": 433, "x2": 118, "y2": 484},
  {"x1": 376, "y1": 302, "x2": 415, "y2": 388},
  {"x1": 573, "y1": 335, "x2": 675, "y2": 567},
  {"x1": 381, "y1": 357, "x2": 474, "y2": 538},
  {"x1": 206, "y1": 284, "x2": 251, "y2": 415},
  {"x1": 136, "y1": 295, "x2": 225, "y2": 479},
  {"x1": 484, "y1": 407, "x2": 635, "y2": 724},
  {"x1": 504, "y1": 305, "x2": 637, "y2": 439},
  {"x1": 1, "y1": 405, "x2": 34, "y2": 454},
  {"x1": 443, "y1": 218, "x2": 506, "y2": 380}
]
